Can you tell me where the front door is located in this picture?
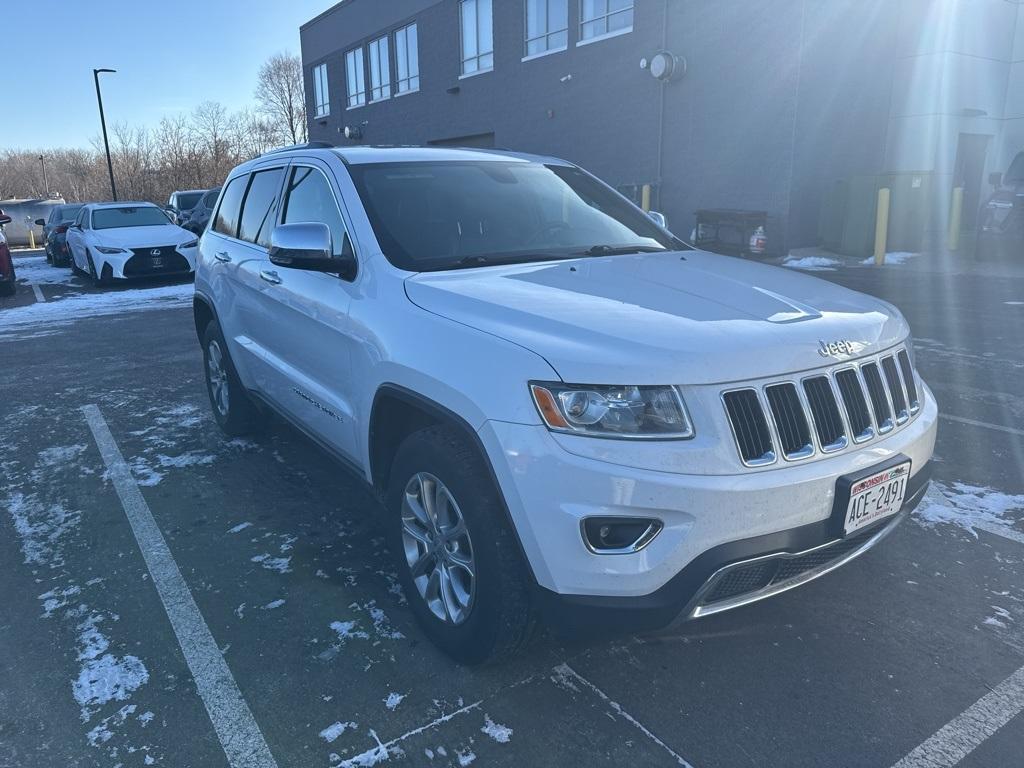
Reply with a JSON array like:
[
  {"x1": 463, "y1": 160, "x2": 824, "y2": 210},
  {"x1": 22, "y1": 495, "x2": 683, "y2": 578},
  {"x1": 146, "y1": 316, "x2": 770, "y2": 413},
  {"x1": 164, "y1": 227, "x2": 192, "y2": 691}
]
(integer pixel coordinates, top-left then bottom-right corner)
[{"x1": 242, "y1": 160, "x2": 362, "y2": 462}]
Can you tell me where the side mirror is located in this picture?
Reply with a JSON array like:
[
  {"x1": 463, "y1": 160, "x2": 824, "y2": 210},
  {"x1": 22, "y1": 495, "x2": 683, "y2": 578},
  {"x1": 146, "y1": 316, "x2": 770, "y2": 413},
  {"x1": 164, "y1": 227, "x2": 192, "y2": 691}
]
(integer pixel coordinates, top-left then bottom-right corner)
[
  {"x1": 647, "y1": 211, "x2": 668, "y2": 228},
  {"x1": 989, "y1": 171, "x2": 1003, "y2": 188},
  {"x1": 0, "y1": 214, "x2": 11, "y2": 226},
  {"x1": 269, "y1": 222, "x2": 357, "y2": 278},
  {"x1": 35, "y1": 218, "x2": 46, "y2": 226}
]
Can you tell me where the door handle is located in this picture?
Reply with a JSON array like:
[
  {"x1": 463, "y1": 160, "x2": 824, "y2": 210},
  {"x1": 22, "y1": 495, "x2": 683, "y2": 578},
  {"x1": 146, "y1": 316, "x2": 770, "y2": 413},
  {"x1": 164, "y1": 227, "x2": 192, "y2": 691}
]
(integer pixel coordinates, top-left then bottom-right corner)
[
  {"x1": 214, "y1": 251, "x2": 231, "y2": 263},
  {"x1": 259, "y1": 269, "x2": 282, "y2": 285}
]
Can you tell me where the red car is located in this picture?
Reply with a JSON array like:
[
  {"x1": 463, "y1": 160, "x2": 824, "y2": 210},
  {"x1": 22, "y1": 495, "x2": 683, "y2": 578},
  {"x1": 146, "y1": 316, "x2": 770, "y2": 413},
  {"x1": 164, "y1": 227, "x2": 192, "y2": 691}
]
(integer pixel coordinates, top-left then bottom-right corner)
[{"x1": 0, "y1": 210, "x2": 16, "y2": 296}]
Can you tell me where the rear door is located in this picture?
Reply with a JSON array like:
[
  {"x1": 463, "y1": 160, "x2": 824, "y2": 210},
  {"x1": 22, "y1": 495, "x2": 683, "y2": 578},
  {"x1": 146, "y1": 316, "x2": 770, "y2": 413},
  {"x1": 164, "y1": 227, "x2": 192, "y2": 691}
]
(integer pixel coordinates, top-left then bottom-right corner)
[{"x1": 66, "y1": 208, "x2": 88, "y2": 270}]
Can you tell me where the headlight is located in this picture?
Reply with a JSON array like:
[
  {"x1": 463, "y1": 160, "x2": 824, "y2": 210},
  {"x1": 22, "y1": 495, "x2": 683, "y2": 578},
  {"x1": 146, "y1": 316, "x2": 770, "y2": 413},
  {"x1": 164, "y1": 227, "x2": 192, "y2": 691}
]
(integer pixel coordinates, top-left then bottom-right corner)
[
  {"x1": 530, "y1": 382, "x2": 694, "y2": 439},
  {"x1": 95, "y1": 246, "x2": 127, "y2": 254},
  {"x1": 179, "y1": 239, "x2": 199, "y2": 249}
]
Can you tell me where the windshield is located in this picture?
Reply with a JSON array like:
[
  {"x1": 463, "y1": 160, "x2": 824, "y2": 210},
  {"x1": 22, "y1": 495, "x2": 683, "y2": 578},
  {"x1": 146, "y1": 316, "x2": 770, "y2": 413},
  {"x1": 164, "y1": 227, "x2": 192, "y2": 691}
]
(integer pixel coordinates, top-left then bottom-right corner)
[
  {"x1": 92, "y1": 206, "x2": 172, "y2": 230},
  {"x1": 175, "y1": 192, "x2": 203, "y2": 210},
  {"x1": 59, "y1": 205, "x2": 83, "y2": 222},
  {"x1": 348, "y1": 161, "x2": 679, "y2": 271}
]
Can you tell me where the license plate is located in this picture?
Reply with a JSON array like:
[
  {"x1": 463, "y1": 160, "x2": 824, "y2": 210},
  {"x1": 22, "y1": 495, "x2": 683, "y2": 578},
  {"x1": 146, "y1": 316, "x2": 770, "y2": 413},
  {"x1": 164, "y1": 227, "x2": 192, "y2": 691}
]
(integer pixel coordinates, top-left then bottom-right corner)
[{"x1": 843, "y1": 461, "x2": 911, "y2": 535}]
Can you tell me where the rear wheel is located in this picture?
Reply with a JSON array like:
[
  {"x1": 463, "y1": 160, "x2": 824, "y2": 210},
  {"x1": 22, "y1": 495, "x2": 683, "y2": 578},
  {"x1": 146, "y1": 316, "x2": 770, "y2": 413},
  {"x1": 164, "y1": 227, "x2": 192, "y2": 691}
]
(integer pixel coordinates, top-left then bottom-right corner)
[
  {"x1": 386, "y1": 425, "x2": 534, "y2": 665},
  {"x1": 202, "y1": 320, "x2": 265, "y2": 437}
]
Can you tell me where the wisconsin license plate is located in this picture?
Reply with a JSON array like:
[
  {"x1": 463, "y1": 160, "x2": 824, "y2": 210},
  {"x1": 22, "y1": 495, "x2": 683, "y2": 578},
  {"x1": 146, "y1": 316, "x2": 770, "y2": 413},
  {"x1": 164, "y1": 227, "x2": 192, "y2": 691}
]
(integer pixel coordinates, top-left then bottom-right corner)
[{"x1": 843, "y1": 461, "x2": 911, "y2": 535}]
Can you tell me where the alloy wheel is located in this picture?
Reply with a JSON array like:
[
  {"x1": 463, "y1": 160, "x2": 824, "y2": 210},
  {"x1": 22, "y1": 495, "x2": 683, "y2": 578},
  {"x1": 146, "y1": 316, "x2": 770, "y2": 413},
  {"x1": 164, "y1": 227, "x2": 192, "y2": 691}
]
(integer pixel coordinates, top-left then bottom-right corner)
[
  {"x1": 401, "y1": 472, "x2": 476, "y2": 625},
  {"x1": 206, "y1": 339, "x2": 230, "y2": 417}
]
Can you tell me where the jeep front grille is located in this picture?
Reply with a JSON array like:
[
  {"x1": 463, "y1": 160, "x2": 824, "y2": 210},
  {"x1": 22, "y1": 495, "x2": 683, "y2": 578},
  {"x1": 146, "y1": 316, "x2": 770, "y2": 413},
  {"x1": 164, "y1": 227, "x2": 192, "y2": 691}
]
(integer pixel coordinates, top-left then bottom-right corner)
[{"x1": 722, "y1": 346, "x2": 920, "y2": 467}]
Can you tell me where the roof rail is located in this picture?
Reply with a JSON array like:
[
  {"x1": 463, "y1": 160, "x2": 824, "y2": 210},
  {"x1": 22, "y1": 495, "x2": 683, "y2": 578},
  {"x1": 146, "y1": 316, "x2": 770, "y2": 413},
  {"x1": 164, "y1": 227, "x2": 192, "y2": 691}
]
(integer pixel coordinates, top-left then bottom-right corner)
[{"x1": 261, "y1": 141, "x2": 335, "y2": 156}]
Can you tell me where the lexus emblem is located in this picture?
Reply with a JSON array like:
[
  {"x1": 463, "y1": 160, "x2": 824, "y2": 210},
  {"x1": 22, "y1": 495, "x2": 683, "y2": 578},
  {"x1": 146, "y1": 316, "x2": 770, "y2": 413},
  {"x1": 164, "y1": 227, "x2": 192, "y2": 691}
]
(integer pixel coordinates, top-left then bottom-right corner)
[{"x1": 150, "y1": 248, "x2": 162, "y2": 256}]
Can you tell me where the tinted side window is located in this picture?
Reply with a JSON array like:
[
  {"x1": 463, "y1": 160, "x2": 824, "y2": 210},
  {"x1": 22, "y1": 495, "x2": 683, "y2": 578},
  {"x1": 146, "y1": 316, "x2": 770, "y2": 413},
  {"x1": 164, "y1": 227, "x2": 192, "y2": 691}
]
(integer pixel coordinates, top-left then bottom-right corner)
[
  {"x1": 282, "y1": 166, "x2": 349, "y2": 258},
  {"x1": 214, "y1": 175, "x2": 248, "y2": 238},
  {"x1": 239, "y1": 169, "x2": 284, "y2": 248}
]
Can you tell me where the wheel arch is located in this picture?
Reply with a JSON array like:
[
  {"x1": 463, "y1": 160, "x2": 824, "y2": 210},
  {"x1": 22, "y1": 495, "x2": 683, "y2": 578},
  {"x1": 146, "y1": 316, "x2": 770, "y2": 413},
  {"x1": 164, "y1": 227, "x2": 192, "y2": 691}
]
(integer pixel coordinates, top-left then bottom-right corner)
[
  {"x1": 193, "y1": 292, "x2": 217, "y2": 342},
  {"x1": 368, "y1": 383, "x2": 539, "y2": 586}
]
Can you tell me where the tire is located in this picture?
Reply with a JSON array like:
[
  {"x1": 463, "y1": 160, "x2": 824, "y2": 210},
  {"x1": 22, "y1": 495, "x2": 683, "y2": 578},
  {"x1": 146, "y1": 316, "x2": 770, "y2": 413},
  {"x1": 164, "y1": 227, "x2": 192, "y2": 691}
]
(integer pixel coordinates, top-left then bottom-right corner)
[
  {"x1": 87, "y1": 254, "x2": 102, "y2": 285},
  {"x1": 385, "y1": 425, "x2": 534, "y2": 665},
  {"x1": 201, "y1": 320, "x2": 265, "y2": 437}
]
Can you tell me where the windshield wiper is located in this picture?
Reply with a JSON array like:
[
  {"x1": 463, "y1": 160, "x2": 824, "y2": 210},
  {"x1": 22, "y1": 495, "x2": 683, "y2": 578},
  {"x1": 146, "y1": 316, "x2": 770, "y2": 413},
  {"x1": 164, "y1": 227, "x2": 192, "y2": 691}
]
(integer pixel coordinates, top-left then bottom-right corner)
[
  {"x1": 579, "y1": 244, "x2": 668, "y2": 257},
  {"x1": 452, "y1": 252, "x2": 575, "y2": 269}
]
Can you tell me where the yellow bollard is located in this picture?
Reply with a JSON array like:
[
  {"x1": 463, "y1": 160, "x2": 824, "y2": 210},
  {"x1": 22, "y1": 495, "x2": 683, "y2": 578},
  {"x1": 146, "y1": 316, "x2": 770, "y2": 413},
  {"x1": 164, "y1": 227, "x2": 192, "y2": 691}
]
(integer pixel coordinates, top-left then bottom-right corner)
[
  {"x1": 948, "y1": 186, "x2": 963, "y2": 252},
  {"x1": 641, "y1": 183, "x2": 652, "y2": 213},
  {"x1": 874, "y1": 187, "x2": 890, "y2": 265},
  {"x1": 29, "y1": 228, "x2": 36, "y2": 249}
]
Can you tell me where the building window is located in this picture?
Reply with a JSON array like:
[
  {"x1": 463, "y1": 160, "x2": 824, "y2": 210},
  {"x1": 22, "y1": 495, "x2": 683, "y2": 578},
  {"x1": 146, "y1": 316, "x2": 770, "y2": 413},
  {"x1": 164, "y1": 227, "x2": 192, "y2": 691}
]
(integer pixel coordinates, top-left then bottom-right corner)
[
  {"x1": 525, "y1": 0, "x2": 568, "y2": 57},
  {"x1": 345, "y1": 48, "x2": 366, "y2": 108},
  {"x1": 460, "y1": 0, "x2": 493, "y2": 75},
  {"x1": 368, "y1": 35, "x2": 391, "y2": 101},
  {"x1": 395, "y1": 23, "x2": 420, "y2": 93},
  {"x1": 580, "y1": 0, "x2": 633, "y2": 42},
  {"x1": 312, "y1": 63, "x2": 330, "y2": 117}
]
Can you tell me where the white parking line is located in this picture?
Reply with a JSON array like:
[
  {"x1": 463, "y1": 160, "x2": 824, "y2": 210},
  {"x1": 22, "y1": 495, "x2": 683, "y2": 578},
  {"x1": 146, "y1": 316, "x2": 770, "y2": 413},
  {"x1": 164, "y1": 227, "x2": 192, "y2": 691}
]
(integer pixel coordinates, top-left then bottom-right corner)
[
  {"x1": 891, "y1": 665, "x2": 1024, "y2": 768},
  {"x1": 940, "y1": 414, "x2": 1024, "y2": 438},
  {"x1": 555, "y1": 664, "x2": 694, "y2": 767},
  {"x1": 82, "y1": 404, "x2": 279, "y2": 768},
  {"x1": 31, "y1": 284, "x2": 45, "y2": 303}
]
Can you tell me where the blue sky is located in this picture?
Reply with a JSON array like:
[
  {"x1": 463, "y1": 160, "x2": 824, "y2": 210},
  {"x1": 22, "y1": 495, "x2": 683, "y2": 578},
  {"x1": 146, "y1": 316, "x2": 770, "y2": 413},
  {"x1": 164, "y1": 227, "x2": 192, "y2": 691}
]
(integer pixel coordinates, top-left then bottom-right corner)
[{"x1": 5, "y1": 0, "x2": 332, "y2": 149}]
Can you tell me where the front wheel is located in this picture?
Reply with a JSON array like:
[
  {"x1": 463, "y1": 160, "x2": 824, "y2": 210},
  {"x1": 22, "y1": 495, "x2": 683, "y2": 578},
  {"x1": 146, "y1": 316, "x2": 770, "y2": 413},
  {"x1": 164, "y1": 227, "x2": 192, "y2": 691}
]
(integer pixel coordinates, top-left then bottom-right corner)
[
  {"x1": 202, "y1": 320, "x2": 265, "y2": 437},
  {"x1": 386, "y1": 426, "x2": 534, "y2": 665}
]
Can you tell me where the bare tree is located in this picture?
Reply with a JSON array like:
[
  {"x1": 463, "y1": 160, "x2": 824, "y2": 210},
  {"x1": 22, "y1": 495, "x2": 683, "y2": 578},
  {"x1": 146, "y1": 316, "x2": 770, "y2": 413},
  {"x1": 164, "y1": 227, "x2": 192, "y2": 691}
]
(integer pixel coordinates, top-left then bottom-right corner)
[{"x1": 255, "y1": 52, "x2": 308, "y2": 146}]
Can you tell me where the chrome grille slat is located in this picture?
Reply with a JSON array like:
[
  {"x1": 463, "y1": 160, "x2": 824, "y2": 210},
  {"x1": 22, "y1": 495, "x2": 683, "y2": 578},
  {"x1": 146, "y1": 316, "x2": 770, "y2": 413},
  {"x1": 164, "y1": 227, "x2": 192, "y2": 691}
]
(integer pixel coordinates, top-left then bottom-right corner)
[
  {"x1": 803, "y1": 376, "x2": 847, "y2": 451},
  {"x1": 765, "y1": 383, "x2": 813, "y2": 460},
  {"x1": 834, "y1": 368, "x2": 873, "y2": 442},
  {"x1": 721, "y1": 346, "x2": 921, "y2": 465},
  {"x1": 881, "y1": 355, "x2": 909, "y2": 423}
]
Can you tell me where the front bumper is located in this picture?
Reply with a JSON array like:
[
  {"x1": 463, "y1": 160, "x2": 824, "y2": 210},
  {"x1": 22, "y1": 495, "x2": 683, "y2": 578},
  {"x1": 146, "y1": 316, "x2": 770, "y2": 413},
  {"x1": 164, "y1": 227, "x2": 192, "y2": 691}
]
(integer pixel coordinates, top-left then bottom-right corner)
[
  {"x1": 94, "y1": 247, "x2": 196, "y2": 280},
  {"x1": 479, "y1": 384, "x2": 937, "y2": 630}
]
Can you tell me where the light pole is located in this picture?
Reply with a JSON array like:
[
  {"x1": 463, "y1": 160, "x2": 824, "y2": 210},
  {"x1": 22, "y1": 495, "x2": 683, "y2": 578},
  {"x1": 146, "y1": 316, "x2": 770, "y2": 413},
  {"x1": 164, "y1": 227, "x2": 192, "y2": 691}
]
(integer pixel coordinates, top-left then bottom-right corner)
[
  {"x1": 38, "y1": 154, "x2": 49, "y2": 196},
  {"x1": 93, "y1": 68, "x2": 118, "y2": 201}
]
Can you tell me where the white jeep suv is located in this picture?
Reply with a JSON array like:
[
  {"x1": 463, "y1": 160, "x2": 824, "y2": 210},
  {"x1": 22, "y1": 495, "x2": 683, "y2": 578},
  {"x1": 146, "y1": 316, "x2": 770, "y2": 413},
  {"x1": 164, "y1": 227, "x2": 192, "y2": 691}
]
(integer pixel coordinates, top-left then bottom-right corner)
[{"x1": 194, "y1": 145, "x2": 937, "y2": 664}]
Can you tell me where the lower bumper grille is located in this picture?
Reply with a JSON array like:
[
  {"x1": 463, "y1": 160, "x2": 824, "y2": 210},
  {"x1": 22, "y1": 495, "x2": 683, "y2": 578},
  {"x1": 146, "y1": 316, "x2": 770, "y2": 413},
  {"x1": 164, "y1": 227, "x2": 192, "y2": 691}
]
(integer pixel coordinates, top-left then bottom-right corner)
[
  {"x1": 697, "y1": 522, "x2": 889, "y2": 610},
  {"x1": 123, "y1": 247, "x2": 190, "y2": 277}
]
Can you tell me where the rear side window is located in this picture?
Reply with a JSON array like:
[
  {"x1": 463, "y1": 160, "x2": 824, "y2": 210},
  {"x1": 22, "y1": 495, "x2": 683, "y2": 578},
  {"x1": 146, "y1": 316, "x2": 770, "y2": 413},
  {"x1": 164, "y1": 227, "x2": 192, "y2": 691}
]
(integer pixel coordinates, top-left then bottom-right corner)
[
  {"x1": 213, "y1": 175, "x2": 248, "y2": 238},
  {"x1": 239, "y1": 169, "x2": 284, "y2": 248},
  {"x1": 281, "y1": 166, "x2": 350, "y2": 258}
]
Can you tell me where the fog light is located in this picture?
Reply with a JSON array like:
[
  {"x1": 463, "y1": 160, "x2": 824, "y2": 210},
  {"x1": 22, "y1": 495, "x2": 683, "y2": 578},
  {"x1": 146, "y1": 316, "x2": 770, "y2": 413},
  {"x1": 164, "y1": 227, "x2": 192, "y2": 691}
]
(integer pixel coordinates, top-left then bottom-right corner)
[{"x1": 582, "y1": 517, "x2": 663, "y2": 554}]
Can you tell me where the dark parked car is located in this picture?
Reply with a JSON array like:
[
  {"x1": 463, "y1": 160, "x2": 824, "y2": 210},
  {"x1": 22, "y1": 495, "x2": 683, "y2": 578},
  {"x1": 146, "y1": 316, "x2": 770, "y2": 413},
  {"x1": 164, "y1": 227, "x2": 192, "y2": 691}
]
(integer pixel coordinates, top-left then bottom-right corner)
[
  {"x1": 182, "y1": 187, "x2": 220, "y2": 234},
  {"x1": 977, "y1": 151, "x2": 1024, "y2": 261},
  {"x1": 165, "y1": 189, "x2": 206, "y2": 226},
  {"x1": 0, "y1": 211, "x2": 16, "y2": 296},
  {"x1": 36, "y1": 203, "x2": 84, "y2": 266}
]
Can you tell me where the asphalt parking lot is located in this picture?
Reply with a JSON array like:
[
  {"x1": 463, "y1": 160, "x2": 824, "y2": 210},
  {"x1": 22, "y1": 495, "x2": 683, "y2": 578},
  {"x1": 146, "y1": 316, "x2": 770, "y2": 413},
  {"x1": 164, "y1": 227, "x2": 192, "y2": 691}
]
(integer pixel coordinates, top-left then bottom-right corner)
[{"x1": 2, "y1": 251, "x2": 1023, "y2": 768}]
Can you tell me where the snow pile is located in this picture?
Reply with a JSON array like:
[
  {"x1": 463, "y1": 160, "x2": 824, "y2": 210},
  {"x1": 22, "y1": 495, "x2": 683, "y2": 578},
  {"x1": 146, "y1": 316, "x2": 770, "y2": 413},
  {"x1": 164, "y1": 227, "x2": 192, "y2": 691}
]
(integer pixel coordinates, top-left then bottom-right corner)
[
  {"x1": 0, "y1": 281, "x2": 193, "y2": 338},
  {"x1": 916, "y1": 482, "x2": 1024, "y2": 538},
  {"x1": 783, "y1": 255, "x2": 840, "y2": 271},
  {"x1": 13, "y1": 255, "x2": 77, "y2": 285},
  {"x1": 861, "y1": 251, "x2": 919, "y2": 266},
  {"x1": 480, "y1": 714, "x2": 513, "y2": 744}
]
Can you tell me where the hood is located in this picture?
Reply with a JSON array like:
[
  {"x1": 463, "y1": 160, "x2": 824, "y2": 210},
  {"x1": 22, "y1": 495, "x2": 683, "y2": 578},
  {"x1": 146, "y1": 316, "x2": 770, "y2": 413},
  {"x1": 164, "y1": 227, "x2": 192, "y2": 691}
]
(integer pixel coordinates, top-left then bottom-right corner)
[
  {"x1": 405, "y1": 250, "x2": 909, "y2": 385},
  {"x1": 95, "y1": 224, "x2": 193, "y2": 249}
]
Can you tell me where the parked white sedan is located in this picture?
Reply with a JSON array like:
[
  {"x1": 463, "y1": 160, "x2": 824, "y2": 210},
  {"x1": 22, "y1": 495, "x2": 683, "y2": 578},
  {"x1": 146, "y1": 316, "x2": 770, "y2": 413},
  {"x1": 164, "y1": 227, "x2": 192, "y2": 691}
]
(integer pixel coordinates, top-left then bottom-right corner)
[{"x1": 67, "y1": 202, "x2": 199, "y2": 285}]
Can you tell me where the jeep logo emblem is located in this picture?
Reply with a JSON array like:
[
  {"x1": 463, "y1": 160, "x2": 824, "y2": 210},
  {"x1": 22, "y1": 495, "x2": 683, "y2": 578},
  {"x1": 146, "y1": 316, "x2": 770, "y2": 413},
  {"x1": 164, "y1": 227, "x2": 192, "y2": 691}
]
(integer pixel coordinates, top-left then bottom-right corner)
[{"x1": 817, "y1": 339, "x2": 857, "y2": 358}]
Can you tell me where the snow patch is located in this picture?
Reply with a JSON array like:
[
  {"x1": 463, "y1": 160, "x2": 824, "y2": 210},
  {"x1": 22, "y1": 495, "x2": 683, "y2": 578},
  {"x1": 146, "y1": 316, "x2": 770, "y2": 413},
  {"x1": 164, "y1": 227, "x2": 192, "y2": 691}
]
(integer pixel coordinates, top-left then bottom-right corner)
[
  {"x1": 262, "y1": 599, "x2": 286, "y2": 610},
  {"x1": 783, "y1": 255, "x2": 839, "y2": 271},
  {"x1": 339, "y1": 729, "x2": 403, "y2": 767},
  {"x1": 330, "y1": 620, "x2": 370, "y2": 642},
  {"x1": 228, "y1": 521, "x2": 253, "y2": 534},
  {"x1": 861, "y1": 251, "x2": 919, "y2": 266},
  {"x1": 480, "y1": 714, "x2": 513, "y2": 744},
  {"x1": 384, "y1": 692, "x2": 406, "y2": 711},
  {"x1": 320, "y1": 721, "x2": 357, "y2": 743},
  {"x1": 916, "y1": 482, "x2": 1024, "y2": 538},
  {"x1": 155, "y1": 451, "x2": 217, "y2": 469},
  {"x1": 251, "y1": 553, "x2": 292, "y2": 573},
  {"x1": 37, "y1": 444, "x2": 87, "y2": 467},
  {"x1": 5, "y1": 491, "x2": 80, "y2": 568},
  {"x1": 73, "y1": 654, "x2": 149, "y2": 716},
  {"x1": 456, "y1": 748, "x2": 477, "y2": 766}
]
